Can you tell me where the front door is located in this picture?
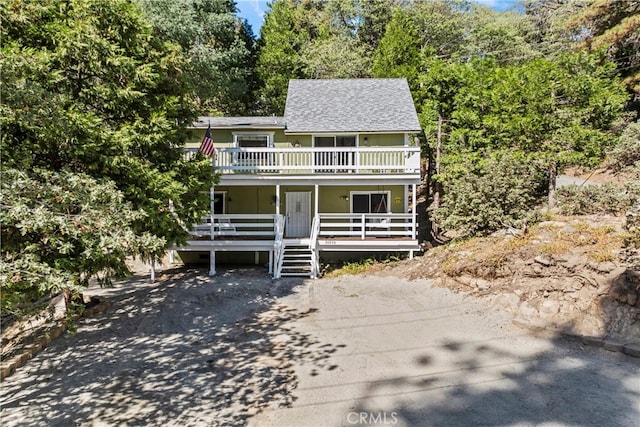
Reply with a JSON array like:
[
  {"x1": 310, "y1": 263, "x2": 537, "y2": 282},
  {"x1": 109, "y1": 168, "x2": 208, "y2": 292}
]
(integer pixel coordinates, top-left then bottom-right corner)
[{"x1": 285, "y1": 192, "x2": 311, "y2": 238}]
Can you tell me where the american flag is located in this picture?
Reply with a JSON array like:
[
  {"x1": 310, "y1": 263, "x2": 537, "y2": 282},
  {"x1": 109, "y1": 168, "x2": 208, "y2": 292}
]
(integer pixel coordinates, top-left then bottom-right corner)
[{"x1": 199, "y1": 124, "x2": 215, "y2": 156}]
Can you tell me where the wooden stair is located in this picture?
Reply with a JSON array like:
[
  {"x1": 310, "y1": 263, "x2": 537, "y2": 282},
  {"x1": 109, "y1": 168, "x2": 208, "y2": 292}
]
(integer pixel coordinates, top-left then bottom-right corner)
[{"x1": 279, "y1": 240, "x2": 314, "y2": 277}]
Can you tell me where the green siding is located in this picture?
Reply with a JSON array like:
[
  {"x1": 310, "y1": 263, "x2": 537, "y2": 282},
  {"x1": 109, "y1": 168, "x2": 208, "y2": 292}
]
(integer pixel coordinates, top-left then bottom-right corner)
[
  {"x1": 215, "y1": 185, "x2": 406, "y2": 214},
  {"x1": 361, "y1": 134, "x2": 404, "y2": 146},
  {"x1": 185, "y1": 129, "x2": 405, "y2": 149}
]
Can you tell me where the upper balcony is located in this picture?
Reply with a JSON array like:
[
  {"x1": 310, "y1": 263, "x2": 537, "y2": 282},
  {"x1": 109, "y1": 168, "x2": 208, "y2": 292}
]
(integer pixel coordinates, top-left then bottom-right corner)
[{"x1": 184, "y1": 146, "x2": 421, "y2": 177}]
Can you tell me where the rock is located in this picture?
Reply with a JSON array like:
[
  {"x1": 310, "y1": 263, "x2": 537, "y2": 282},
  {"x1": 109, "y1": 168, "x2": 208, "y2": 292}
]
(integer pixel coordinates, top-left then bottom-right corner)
[
  {"x1": 512, "y1": 318, "x2": 547, "y2": 332},
  {"x1": 493, "y1": 293, "x2": 520, "y2": 310},
  {"x1": 563, "y1": 279, "x2": 583, "y2": 293},
  {"x1": 534, "y1": 256, "x2": 554, "y2": 267},
  {"x1": 539, "y1": 221, "x2": 568, "y2": 228},
  {"x1": 540, "y1": 300, "x2": 560, "y2": 316},
  {"x1": 623, "y1": 320, "x2": 640, "y2": 341},
  {"x1": 530, "y1": 265, "x2": 543, "y2": 275},
  {"x1": 560, "y1": 257, "x2": 582, "y2": 270},
  {"x1": 475, "y1": 279, "x2": 491, "y2": 290},
  {"x1": 519, "y1": 301, "x2": 538, "y2": 318},
  {"x1": 602, "y1": 340, "x2": 625, "y2": 352},
  {"x1": 623, "y1": 343, "x2": 640, "y2": 358},
  {"x1": 582, "y1": 336, "x2": 604, "y2": 347},
  {"x1": 595, "y1": 262, "x2": 617, "y2": 274}
]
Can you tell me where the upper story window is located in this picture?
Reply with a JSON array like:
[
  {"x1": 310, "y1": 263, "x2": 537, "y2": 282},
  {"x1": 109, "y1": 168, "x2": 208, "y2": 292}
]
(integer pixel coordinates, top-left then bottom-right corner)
[
  {"x1": 234, "y1": 133, "x2": 272, "y2": 148},
  {"x1": 233, "y1": 132, "x2": 274, "y2": 164},
  {"x1": 314, "y1": 135, "x2": 356, "y2": 147},
  {"x1": 313, "y1": 135, "x2": 357, "y2": 172}
]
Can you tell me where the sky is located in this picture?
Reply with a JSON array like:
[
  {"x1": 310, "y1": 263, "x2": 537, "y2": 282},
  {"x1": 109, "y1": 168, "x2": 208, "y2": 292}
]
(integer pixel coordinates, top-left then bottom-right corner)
[
  {"x1": 236, "y1": 0, "x2": 520, "y2": 37},
  {"x1": 236, "y1": 0, "x2": 269, "y2": 36}
]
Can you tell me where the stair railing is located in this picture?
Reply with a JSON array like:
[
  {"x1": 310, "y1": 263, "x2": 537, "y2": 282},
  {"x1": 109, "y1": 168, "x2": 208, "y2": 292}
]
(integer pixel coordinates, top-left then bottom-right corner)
[
  {"x1": 309, "y1": 215, "x2": 321, "y2": 278},
  {"x1": 273, "y1": 214, "x2": 286, "y2": 279}
]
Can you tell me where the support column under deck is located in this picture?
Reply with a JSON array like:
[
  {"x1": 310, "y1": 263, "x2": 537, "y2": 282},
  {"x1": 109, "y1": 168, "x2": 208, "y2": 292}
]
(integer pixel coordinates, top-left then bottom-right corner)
[
  {"x1": 209, "y1": 185, "x2": 216, "y2": 276},
  {"x1": 410, "y1": 183, "x2": 417, "y2": 259}
]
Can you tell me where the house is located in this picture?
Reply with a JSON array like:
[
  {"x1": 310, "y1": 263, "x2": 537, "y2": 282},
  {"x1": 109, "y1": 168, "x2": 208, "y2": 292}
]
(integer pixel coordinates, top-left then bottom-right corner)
[{"x1": 173, "y1": 78, "x2": 422, "y2": 278}]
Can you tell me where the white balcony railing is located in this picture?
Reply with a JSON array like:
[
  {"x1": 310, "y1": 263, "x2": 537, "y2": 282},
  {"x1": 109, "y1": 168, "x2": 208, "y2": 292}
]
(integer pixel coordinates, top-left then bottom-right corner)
[
  {"x1": 316, "y1": 213, "x2": 416, "y2": 240},
  {"x1": 190, "y1": 214, "x2": 282, "y2": 239},
  {"x1": 187, "y1": 213, "x2": 416, "y2": 241},
  {"x1": 184, "y1": 146, "x2": 420, "y2": 175}
]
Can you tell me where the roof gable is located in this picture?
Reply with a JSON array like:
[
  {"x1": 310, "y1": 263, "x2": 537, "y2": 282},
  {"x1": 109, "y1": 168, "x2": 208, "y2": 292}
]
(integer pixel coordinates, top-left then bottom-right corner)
[{"x1": 284, "y1": 79, "x2": 421, "y2": 134}]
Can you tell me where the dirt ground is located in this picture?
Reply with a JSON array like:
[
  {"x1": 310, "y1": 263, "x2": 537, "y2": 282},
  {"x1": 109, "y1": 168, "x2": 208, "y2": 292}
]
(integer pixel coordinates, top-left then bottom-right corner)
[
  {"x1": 395, "y1": 214, "x2": 640, "y2": 344},
  {"x1": 1, "y1": 266, "x2": 638, "y2": 426}
]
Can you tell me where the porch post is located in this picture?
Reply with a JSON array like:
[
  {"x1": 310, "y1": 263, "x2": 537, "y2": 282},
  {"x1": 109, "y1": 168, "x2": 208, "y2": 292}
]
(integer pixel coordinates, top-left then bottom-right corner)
[
  {"x1": 209, "y1": 251, "x2": 216, "y2": 276},
  {"x1": 275, "y1": 184, "x2": 281, "y2": 216},
  {"x1": 209, "y1": 185, "x2": 216, "y2": 276},
  {"x1": 314, "y1": 184, "x2": 319, "y2": 216},
  {"x1": 411, "y1": 183, "x2": 417, "y2": 239}
]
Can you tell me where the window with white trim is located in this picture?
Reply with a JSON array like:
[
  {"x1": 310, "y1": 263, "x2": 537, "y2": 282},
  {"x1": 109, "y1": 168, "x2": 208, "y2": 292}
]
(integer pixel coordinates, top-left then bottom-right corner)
[
  {"x1": 233, "y1": 132, "x2": 273, "y2": 165},
  {"x1": 213, "y1": 191, "x2": 226, "y2": 214},
  {"x1": 351, "y1": 192, "x2": 390, "y2": 214},
  {"x1": 350, "y1": 191, "x2": 391, "y2": 232},
  {"x1": 314, "y1": 135, "x2": 357, "y2": 172}
]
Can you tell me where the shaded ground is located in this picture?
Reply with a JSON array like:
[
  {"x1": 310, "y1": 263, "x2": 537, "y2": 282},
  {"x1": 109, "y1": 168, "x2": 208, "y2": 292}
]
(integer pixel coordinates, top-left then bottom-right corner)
[
  {"x1": 252, "y1": 274, "x2": 640, "y2": 427},
  {"x1": 0, "y1": 267, "x2": 329, "y2": 426},
  {"x1": 1, "y1": 267, "x2": 638, "y2": 426}
]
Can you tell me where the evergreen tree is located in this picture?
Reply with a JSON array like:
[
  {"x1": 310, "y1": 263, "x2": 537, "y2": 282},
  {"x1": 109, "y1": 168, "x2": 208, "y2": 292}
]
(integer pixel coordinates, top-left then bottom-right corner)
[
  {"x1": 568, "y1": 0, "x2": 640, "y2": 100},
  {"x1": 256, "y1": 0, "x2": 309, "y2": 114},
  {"x1": 138, "y1": 0, "x2": 258, "y2": 115},
  {"x1": 1, "y1": 0, "x2": 214, "y2": 316}
]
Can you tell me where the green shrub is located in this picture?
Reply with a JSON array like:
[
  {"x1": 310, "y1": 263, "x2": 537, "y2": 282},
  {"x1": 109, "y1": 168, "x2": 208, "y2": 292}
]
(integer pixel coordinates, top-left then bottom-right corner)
[
  {"x1": 432, "y1": 151, "x2": 546, "y2": 237},
  {"x1": 556, "y1": 183, "x2": 632, "y2": 215},
  {"x1": 607, "y1": 121, "x2": 640, "y2": 173}
]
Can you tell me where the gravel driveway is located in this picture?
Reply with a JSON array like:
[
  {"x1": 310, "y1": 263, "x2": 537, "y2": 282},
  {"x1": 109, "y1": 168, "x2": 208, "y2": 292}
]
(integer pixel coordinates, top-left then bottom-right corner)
[{"x1": 1, "y1": 267, "x2": 638, "y2": 426}]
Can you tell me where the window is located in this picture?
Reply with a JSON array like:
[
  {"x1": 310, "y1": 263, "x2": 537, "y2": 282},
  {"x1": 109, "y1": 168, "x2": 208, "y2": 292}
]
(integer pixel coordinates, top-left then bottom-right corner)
[
  {"x1": 351, "y1": 192, "x2": 390, "y2": 232},
  {"x1": 352, "y1": 192, "x2": 389, "y2": 214},
  {"x1": 233, "y1": 133, "x2": 273, "y2": 166},
  {"x1": 237, "y1": 134, "x2": 269, "y2": 148},
  {"x1": 213, "y1": 191, "x2": 226, "y2": 215},
  {"x1": 314, "y1": 135, "x2": 356, "y2": 172}
]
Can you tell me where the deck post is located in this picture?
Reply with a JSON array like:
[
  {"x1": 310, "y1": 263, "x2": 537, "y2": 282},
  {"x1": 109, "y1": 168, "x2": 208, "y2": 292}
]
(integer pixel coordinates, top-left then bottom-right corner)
[
  {"x1": 411, "y1": 183, "x2": 417, "y2": 239},
  {"x1": 275, "y1": 184, "x2": 281, "y2": 216},
  {"x1": 209, "y1": 250, "x2": 216, "y2": 276},
  {"x1": 209, "y1": 185, "x2": 215, "y2": 277}
]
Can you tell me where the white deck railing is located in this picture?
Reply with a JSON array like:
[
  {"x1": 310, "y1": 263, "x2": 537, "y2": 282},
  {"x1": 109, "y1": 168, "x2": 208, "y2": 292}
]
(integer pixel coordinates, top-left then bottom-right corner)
[
  {"x1": 190, "y1": 214, "x2": 283, "y2": 238},
  {"x1": 188, "y1": 212, "x2": 416, "y2": 241},
  {"x1": 316, "y1": 213, "x2": 416, "y2": 240},
  {"x1": 184, "y1": 146, "x2": 420, "y2": 175}
]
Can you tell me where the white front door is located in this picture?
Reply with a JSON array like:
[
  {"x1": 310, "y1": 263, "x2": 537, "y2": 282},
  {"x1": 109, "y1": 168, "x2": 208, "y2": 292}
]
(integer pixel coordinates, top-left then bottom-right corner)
[{"x1": 285, "y1": 192, "x2": 311, "y2": 237}]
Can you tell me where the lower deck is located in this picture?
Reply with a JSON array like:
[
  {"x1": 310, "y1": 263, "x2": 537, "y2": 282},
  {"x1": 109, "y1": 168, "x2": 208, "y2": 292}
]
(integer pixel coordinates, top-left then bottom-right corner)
[{"x1": 172, "y1": 212, "x2": 420, "y2": 278}]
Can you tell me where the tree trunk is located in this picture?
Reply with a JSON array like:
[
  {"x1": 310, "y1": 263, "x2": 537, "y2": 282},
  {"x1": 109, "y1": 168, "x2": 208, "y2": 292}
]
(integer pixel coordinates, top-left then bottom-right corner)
[
  {"x1": 548, "y1": 161, "x2": 557, "y2": 208},
  {"x1": 432, "y1": 114, "x2": 443, "y2": 237}
]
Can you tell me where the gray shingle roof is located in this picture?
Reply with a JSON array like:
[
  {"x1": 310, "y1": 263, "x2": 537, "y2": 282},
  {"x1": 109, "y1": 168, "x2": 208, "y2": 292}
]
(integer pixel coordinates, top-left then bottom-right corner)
[
  {"x1": 193, "y1": 116, "x2": 285, "y2": 129},
  {"x1": 284, "y1": 79, "x2": 421, "y2": 133}
]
